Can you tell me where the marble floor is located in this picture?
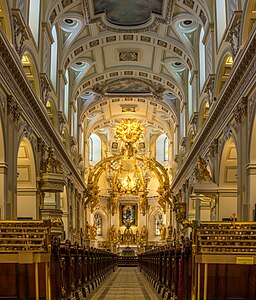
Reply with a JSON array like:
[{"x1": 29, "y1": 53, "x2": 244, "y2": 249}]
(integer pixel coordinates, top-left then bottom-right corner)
[{"x1": 88, "y1": 267, "x2": 162, "y2": 300}]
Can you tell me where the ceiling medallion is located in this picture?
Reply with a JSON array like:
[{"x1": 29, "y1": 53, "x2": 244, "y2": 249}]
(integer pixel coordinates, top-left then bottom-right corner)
[{"x1": 119, "y1": 51, "x2": 138, "y2": 61}]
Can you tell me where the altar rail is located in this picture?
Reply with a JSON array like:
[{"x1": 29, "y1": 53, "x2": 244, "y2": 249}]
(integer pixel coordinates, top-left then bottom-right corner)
[
  {"x1": 118, "y1": 256, "x2": 138, "y2": 266},
  {"x1": 0, "y1": 221, "x2": 117, "y2": 300}
]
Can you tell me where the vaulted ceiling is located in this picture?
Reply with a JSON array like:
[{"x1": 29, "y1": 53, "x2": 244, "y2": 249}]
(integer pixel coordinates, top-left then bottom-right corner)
[{"x1": 49, "y1": 0, "x2": 212, "y2": 139}]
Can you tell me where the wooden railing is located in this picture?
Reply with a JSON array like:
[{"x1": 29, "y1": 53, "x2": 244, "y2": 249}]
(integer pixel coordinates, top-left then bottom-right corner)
[
  {"x1": 0, "y1": 221, "x2": 117, "y2": 300},
  {"x1": 117, "y1": 256, "x2": 138, "y2": 266}
]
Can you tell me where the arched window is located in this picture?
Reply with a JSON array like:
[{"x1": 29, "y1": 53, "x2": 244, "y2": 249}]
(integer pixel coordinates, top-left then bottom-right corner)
[
  {"x1": 199, "y1": 28, "x2": 206, "y2": 90},
  {"x1": 155, "y1": 213, "x2": 163, "y2": 236},
  {"x1": 180, "y1": 111, "x2": 184, "y2": 139},
  {"x1": 74, "y1": 108, "x2": 78, "y2": 139},
  {"x1": 216, "y1": 0, "x2": 227, "y2": 47},
  {"x1": 89, "y1": 133, "x2": 101, "y2": 164},
  {"x1": 29, "y1": 0, "x2": 41, "y2": 45},
  {"x1": 164, "y1": 137, "x2": 168, "y2": 161},
  {"x1": 64, "y1": 69, "x2": 69, "y2": 118},
  {"x1": 188, "y1": 71, "x2": 193, "y2": 119},
  {"x1": 50, "y1": 26, "x2": 58, "y2": 90},
  {"x1": 94, "y1": 213, "x2": 102, "y2": 236},
  {"x1": 156, "y1": 134, "x2": 168, "y2": 164}
]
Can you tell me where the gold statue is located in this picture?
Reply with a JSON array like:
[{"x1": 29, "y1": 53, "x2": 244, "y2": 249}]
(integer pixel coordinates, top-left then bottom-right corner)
[
  {"x1": 84, "y1": 221, "x2": 91, "y2": 239},
  {"x1": 117, "y1": 229, "x2": 122, "y2": 242},
  {"x1": 90, "y1": 223, "x2": 97, "y2": 240},
  {"x1": 195, "y1": 155, "x2": 212, "y2": 182},
  {"x1": 160, "y1": 224, "x2": 166, "y2": 240},
  {"x1": 140, "y1": 225, "x2": 148, "y2": 242},
  {"x1": 139, "y1": 194, "x2": 147, "y2": 216},
  {"x1": 110, "y1": 225, "x2": 117, "y2": 242},
  {"x1": 112, "y1": 195, "x2": 118, "y2": 216},
  {"x1": 167, "y1": 224, "x2": 173, "y2": 238}
]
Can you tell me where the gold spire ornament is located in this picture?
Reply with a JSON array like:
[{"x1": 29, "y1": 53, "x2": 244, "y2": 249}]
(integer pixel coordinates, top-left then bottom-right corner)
[{"x1": 115, "y1": 119, "x2": 144, "y2": 144}]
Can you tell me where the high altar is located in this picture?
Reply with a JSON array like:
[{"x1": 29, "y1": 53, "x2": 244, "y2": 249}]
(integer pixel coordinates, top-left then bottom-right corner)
[{"x1": 85, "y1": 120, "x2": 172, "y2": 252}]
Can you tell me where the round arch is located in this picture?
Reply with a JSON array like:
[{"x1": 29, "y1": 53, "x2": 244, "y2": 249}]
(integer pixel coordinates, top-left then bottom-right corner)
[
  {"x1": 0, "y1": 0, "x2": 13, "y2": 43},
  {"x1": 17, "y1": 137, "x2": 37, "y2": 220},
  {"x1": 241, "y1": 0, "x2": 256, "y2": 45},
  {"x1": 46, "y1": 98, "x2": 58, "y2": 130},
  {"x1": 215, "y1": 51, "x2": 233, "y2": 97},
  {"x1": 218, "y1": 137, "x2": 238, "y2": 221},
  {"x1": 21, "y1": 51, "x2": 40, "y2": 98},
  {"x1": 198, "y1": 99, "x2": 209, "y2": 131}
]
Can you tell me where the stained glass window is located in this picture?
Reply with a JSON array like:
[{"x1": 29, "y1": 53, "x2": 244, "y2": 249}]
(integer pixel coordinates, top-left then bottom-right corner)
[
  {"x1": 94, "y1": 213, "x2": 102, "y2": 236},
  {"x1": 155, "y1": 213, "x2": 163, "y2": 236}
]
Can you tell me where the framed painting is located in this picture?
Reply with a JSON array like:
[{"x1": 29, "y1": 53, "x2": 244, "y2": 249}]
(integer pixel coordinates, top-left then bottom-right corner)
[{"x1": 120, "y1": 204, "x2": 138, "y2": 226}]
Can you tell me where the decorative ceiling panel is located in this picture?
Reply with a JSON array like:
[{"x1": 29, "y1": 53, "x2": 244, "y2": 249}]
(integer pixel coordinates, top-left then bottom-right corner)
[{"x1": 93, "y1": 0, "x2": 163, "y2": 26}]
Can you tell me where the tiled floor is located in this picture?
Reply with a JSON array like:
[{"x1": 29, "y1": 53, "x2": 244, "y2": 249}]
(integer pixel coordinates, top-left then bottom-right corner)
[{"x1": 88, "y1": 267, "x2": 161, "y2": 300}]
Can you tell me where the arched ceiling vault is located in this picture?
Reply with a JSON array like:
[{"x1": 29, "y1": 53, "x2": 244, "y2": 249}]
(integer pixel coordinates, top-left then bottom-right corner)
[{"x1": 45, "y1": 0, "x2": 211, "y2": 141}]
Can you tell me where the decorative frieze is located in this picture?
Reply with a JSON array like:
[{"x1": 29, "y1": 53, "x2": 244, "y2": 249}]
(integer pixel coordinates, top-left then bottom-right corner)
[
  {"x1": 7, "y1": 96, "x2": 21, "y2": 123},
  {"x1": 233, "y1": 97, "x2": 248, "y2": 126}
]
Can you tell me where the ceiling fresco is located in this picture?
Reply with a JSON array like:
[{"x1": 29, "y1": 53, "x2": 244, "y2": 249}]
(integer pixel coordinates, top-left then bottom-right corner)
[
  {"x1": 106, "y1": 78, "x2": 151, "y2": 93},
  {"x1": 93, "y1": 0, "x2": 163, "y2": 26}
]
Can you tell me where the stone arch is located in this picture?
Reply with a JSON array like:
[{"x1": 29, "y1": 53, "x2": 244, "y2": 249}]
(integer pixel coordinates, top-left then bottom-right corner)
[
  {"x1": 21, "y1": 50, "x2": 40, "y2": 98},
  {"x1": 93, "y1": 208, "x2": 108, "y2": 241},
  {"x1": 241, "y1": 0, "x2": 256, "y2": 45},
  {"x1": 46, "y1": 98, "x2": 58, "y2": 130},
  {"x1": 0, "y1": 0, "x2": 13, "y2": 43},
  {"x1": 215, "y1": 50, "x2": 233, "y2": 97},
  {"x1": 17, "y1": 137, "x2": 37, "y2": 220},
  {"x1": 218, "y1": 137, "x2": 238, "y2": 221},
  {"x1": 198, "y1": 99, "x2": 209, "y2": 131},
  {"x1": 148, "y1": 206, "x2": 166, "y2": 242}
]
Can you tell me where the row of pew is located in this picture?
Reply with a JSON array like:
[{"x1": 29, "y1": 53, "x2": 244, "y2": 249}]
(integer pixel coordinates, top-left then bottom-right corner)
[
  {"x1": 0, "y1": 237, "x2": 117, "y2": 300},
  {"x1": 138, "y1": 241, "x2": 192, "y2": 300}
]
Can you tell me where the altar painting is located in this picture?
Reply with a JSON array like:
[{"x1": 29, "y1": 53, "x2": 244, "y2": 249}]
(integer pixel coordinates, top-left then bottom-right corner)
[{"x1": 120, "y1": 204, "x2": 137, "y2": 226}]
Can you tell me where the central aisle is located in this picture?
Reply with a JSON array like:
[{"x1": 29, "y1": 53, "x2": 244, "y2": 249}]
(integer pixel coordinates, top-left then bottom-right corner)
[{"x1": 89, "y1": 267, "x2": 162, "y2": 300}]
